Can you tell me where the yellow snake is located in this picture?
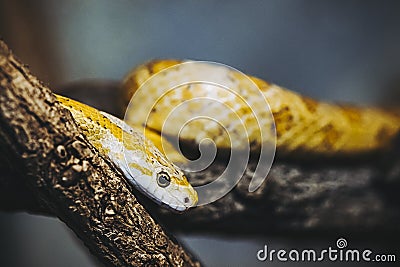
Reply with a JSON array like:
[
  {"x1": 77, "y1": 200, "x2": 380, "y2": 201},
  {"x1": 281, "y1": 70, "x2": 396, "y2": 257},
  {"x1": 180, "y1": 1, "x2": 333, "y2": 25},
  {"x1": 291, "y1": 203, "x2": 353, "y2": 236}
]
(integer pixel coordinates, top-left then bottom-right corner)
[
  {"x1": 122, "y1": 59, "x2": 400, "y2": 158},
  {"x1": 56, "y1": 59, "x2": 400, "y2": 210},
  {"x1": 55, "y1": 95, "x2": 198, "y2": 211}
]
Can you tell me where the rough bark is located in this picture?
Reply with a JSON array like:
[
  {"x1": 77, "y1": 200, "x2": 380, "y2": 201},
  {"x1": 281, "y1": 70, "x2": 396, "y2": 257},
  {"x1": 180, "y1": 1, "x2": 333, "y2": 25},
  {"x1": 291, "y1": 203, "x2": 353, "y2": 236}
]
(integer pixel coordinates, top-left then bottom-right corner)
[
  {"x1": 161, "y1": 156, "x2": 400, "y2": 236},
  {"x1": 0, "y1": 40, "x2": 200, "y2": 267}
]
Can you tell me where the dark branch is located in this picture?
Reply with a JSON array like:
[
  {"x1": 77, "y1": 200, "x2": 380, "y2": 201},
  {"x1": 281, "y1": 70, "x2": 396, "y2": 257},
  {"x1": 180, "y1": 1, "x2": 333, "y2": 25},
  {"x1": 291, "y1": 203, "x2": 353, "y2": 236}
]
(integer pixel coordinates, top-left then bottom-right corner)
[{"x1": 0, "y1": 40, "x2": 200, "y2": 267}]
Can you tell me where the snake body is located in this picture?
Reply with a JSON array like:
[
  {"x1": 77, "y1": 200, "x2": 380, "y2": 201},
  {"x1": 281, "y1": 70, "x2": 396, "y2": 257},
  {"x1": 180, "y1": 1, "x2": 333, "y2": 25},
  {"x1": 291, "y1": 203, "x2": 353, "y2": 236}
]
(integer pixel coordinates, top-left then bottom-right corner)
[
  {"x1": 56, "y1": 95, "x2": 198, "y2": 211},
  {"x1": 122, "y1": 59, "x2": 400, "y2": 157},
  {"x1": 55, "y1": 59, "x2": 399, "y2": 209}
]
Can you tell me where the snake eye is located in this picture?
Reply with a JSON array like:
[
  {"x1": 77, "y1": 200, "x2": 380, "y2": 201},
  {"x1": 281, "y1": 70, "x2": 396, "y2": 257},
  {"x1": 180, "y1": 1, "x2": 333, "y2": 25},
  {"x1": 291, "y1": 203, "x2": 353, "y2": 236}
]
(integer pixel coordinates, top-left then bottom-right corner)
[{"x1": 157, "y1": 172, "x2": 171, "y2": 188}]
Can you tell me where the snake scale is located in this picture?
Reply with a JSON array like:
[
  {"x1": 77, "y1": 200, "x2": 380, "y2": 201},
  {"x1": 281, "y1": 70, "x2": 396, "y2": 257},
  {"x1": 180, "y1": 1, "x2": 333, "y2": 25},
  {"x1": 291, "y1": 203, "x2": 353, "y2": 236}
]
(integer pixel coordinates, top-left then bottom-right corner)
[{"x1": 56, "y1": 59, "x2": 400, "y2": 210}]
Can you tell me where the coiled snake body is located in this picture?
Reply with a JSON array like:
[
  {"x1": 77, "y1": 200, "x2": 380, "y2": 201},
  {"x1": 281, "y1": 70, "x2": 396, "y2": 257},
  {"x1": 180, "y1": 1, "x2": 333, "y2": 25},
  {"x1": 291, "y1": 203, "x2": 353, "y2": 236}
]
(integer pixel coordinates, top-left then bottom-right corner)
[
  {"x1": 57, "y1": 59, "x2": 400, "y2": 209},
  {"x1": 123, "y1": 59, "x2": 400, "y2": 157}
]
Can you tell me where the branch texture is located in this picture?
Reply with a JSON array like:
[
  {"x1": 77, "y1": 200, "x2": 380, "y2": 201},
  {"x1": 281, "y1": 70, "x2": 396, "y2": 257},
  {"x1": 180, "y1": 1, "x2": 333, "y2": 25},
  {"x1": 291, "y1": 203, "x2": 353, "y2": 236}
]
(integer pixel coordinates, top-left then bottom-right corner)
[{"x1": 0, "y1": 40, "x2": 200, "y2": 267}]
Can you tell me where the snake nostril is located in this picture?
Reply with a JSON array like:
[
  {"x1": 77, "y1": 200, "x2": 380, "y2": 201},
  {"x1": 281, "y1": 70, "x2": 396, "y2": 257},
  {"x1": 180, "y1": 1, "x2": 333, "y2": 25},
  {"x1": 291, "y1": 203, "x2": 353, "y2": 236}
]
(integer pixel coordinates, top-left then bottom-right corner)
[{"x1": 184, "y1": 197, "x2": 190, "y2": 204}]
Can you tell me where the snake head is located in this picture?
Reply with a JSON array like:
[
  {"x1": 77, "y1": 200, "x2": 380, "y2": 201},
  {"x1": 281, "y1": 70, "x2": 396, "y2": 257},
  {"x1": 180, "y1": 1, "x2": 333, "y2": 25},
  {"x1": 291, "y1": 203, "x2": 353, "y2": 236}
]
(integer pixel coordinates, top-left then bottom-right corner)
[
  {"x1": 125, "y1": 137, "x2": 198, "y2": 212},
  {"x1": 151, "y1": 165, "x2": 198, "y2": 211},
  {"x1": 147, "y1": 143, "x2": 198, "y2": 211},
  {"x1": 56, "y1": 94, "x2": 197, "y2": 212}
]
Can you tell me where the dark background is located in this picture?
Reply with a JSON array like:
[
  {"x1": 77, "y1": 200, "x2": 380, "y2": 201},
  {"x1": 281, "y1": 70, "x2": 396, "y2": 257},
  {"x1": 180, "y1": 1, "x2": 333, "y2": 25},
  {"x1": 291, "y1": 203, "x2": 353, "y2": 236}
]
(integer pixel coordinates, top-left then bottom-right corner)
[{"x1": 0, "y1": 1, "x2": 399, "y2": 266}]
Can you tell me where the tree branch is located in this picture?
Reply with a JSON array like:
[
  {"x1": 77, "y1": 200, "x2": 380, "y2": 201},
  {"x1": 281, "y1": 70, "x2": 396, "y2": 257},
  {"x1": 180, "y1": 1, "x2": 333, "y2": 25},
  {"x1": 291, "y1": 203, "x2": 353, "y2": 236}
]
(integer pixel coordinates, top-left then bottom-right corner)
[{"x1": 0, "y1": 40, "x2": 200, "y2": 266}]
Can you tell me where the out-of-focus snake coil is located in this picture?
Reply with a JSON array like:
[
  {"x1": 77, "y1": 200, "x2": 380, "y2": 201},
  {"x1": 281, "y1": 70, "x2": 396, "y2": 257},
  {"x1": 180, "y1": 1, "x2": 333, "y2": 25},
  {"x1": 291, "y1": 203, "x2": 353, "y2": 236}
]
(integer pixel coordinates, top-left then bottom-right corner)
[{"x1": 122, "y1": 59, "x2": 400, "y2": 157}]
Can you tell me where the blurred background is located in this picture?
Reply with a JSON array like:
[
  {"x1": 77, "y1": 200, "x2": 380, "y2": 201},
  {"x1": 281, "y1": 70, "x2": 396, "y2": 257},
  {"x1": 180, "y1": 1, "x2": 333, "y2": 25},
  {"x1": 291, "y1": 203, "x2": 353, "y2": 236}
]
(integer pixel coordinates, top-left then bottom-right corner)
[{"x1": 0, "y1": 0, "x2": 399, "y2": 266}]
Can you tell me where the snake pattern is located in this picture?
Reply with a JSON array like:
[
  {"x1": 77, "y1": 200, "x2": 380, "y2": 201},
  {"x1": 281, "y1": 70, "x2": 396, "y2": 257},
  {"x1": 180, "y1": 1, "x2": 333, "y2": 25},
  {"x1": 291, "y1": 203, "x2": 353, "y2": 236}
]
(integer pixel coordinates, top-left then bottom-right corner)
[{"x1": 122, "y1": 59, "x2": 400, "y2": 157}]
